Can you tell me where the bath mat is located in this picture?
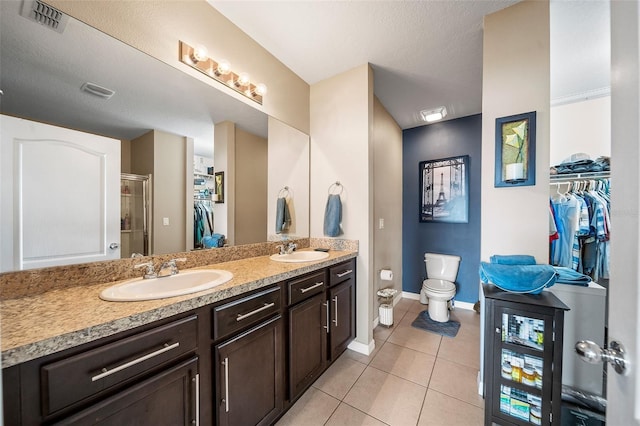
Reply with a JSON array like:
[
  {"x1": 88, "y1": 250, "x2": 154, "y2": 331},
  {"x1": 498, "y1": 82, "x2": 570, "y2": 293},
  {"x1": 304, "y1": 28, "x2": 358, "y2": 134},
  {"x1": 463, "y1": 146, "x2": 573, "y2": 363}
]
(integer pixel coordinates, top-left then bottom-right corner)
[{"x1": 411, "y1": 310, "x2": 460, "y2": 338}]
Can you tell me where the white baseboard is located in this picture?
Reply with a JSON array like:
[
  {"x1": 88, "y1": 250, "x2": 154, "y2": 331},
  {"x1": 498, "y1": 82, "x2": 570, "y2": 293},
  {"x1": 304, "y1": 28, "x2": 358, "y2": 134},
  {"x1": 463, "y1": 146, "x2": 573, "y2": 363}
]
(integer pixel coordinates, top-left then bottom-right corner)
[
  {"x1": 347, "y1": 339, "x2": 375, "y2": 356},
  {"x1": 401, "y1": 291, "x2": 476, "y2": 311},
  {"x1": 477, "y1": 371, "x2": 484, "y2": 396}
]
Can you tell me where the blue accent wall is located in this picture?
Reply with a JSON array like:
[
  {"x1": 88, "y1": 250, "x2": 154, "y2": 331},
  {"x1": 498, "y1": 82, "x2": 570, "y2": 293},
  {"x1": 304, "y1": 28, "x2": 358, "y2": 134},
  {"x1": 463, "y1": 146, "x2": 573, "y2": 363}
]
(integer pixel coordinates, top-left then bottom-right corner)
[{"x1": 402, "y1": 114, "x2": 482, "y2": 303}]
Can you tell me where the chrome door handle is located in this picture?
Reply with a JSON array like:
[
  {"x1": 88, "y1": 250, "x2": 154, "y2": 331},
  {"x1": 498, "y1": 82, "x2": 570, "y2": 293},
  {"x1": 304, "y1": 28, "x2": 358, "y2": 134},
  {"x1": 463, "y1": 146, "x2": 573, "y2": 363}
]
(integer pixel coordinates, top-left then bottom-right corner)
[
  {"x1": 323, "y1": 302, "x2": 329, "y2": 333},
  {"x1": 236, "y1": 302, "x2": 275, "y2": 322},
  {"x1": 92, "y1": 342, "x2": 179, "y2": 381},
  {"x1": 222, "y1": 357, "x2": 230, "y2": 413},
  {"x1": 194, "y1": 373, "x2": 200, "y2": 426},
  {"x1": 109, "y1": 242, "x2": 119, "y2": 250},
  {"x1": 336, "y1": 269, "x2": 353, "y2": 278},
  {"x1": 576, "y1": 340, "x2": 627, "y2": 375},
  {"x1": 300, "y1": 282, "x2": 323, "y2": 293},
  {"x1": 332, "y1": 296, "x2": 338, "y2": 326}
]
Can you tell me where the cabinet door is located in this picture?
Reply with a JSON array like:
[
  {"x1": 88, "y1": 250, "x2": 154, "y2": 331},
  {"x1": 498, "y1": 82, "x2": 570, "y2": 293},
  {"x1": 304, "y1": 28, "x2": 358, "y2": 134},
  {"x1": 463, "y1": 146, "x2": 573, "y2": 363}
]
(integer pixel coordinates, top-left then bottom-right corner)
[
  {"x1": 55, "y1": 357, "x2": 198, "y2": 426},
  {"x1": 215, "y1": 316, "x2": 284, "y2": 426},
  {"x1": 329, "y1": 279, "x2": 355, "y2": 361},
  {"x1": 289, "y1": 292, "x2": 327, "y2": 400}
]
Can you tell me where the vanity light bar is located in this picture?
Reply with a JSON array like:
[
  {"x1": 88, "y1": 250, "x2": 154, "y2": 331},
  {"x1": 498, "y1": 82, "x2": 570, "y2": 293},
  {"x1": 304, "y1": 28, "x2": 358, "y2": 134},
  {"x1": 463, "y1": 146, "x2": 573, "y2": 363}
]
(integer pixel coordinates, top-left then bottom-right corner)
[{"x1": 179, "y1": 41, "x2": 264, "y2": 105}]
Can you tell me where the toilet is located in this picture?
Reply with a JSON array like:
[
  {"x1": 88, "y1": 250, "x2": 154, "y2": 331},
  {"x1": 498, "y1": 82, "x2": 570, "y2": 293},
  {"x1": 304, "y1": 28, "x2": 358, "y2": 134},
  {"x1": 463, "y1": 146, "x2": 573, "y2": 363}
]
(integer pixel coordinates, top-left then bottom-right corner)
[{"x1": 420, "y1": 253, "x2": 461, "y2": 322}]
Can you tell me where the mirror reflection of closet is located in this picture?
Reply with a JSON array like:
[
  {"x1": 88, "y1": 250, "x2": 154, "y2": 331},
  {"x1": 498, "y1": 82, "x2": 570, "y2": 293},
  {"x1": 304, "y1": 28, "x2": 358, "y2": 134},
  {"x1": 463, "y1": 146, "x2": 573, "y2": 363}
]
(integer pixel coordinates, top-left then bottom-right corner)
[{"x1": 548, "y1": 0, "x2": 610, "y2": 402}]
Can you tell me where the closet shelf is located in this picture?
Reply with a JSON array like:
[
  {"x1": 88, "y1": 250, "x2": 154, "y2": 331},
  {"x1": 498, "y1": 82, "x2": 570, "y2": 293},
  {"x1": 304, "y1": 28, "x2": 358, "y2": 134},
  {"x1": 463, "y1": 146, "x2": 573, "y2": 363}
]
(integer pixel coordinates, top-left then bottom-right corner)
[{"x1": 549, "y1": 171, "x2": 610, "y2": 182}]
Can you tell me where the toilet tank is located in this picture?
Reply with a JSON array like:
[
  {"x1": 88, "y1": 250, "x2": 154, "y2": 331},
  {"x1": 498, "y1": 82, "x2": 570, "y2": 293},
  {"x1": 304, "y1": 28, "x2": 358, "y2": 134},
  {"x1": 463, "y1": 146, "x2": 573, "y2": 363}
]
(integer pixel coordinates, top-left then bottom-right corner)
[{"x1": 424, "y1": 253, "x2": 461, "y2": 282}]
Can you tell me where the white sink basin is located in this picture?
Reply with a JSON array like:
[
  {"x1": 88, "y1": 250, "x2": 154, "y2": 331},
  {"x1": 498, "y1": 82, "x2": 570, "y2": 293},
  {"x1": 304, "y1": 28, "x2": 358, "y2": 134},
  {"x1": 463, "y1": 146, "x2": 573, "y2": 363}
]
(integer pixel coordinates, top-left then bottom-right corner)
[
  {"x1": 100, "y1": 269, "x2": 233, "y2": 302},
  {"x1": 269, "y1": 251, "x2": 330, "y2": 263}
]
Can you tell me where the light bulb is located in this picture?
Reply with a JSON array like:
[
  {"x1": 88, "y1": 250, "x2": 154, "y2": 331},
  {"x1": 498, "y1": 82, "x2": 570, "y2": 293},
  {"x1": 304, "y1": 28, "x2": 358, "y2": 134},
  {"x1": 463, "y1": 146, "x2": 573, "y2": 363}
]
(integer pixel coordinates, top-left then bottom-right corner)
[
  {"x1": 216, "y1": 59, "x2": 231, "y2": 76},
  {"x1": 255, "y1": 83, "x2": 267, "y2": 96},
  {"x1": 238, "y1": 72, "x2": 250, "y2": 87},
  {"x1": 191, "y1": 45, "x2": 208, "y2": 63}
]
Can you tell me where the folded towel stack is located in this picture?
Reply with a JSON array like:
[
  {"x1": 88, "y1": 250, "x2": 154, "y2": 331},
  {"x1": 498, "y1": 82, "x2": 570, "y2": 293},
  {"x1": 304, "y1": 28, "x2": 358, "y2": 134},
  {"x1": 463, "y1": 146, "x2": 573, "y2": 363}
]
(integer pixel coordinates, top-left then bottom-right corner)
[
  {"x1": 479, "y1": 254, "x2": 557, "y2": 294},
  {"x1": 553, "y1": 266, "x2": 591, "y2": 286},
  {"x1": 324, "y1": 194, "x2": 342, "y2": 237},
  {"x1": 275, "y1": 197, "x2": 291, "y2": 234}
]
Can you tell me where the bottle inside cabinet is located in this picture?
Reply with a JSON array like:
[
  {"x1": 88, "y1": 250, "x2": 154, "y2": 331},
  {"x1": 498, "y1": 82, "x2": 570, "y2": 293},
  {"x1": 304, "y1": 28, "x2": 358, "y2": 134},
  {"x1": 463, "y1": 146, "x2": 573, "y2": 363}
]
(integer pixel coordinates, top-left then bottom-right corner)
[{"x1": 502, "y1": 313, "x2": 544, "y2": 351}]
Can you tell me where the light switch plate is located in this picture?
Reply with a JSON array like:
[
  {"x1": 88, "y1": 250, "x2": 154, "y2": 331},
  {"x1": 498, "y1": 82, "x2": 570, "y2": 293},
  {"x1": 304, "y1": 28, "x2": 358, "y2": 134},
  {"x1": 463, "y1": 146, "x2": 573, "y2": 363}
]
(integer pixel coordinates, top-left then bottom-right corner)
[{"x1": 163, "y1": 217, "x2": 170, "y2": 226}]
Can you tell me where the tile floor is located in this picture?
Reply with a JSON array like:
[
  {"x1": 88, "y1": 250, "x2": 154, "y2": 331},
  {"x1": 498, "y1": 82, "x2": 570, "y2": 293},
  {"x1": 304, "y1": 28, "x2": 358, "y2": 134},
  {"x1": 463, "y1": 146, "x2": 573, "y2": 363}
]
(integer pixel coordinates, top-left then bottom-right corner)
[{"x1": 276, "y1": 298, "x2": 484, "y2": 426}]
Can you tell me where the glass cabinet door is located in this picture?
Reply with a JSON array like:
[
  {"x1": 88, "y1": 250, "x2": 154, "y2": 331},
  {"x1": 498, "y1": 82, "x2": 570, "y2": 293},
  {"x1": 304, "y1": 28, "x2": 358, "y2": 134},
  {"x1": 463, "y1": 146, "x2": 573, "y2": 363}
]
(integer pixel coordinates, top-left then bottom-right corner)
[{"x1": 493, "y1": 307, "x2": 554, "y2": 425}]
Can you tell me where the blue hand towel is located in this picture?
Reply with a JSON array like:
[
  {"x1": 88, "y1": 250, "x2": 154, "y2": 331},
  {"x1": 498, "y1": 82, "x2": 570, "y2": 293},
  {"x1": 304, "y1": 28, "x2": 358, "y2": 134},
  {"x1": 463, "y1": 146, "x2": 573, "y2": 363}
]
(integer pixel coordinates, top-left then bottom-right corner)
[
  {"x1": 479, "y1": 262, "x2": 557, "y2": 294},
  {"x1": 323, "y1": 194, "x2": 342, "y2": 237},
  {"x1": 275, "y1": 197, "x2": 291, "y2": 234},
  {"x1": 490, "y1": 255, "x2": 537, "y2": 265},
  {"x1": 553, "y1": 267, "x2": 591, "y2": 286}
]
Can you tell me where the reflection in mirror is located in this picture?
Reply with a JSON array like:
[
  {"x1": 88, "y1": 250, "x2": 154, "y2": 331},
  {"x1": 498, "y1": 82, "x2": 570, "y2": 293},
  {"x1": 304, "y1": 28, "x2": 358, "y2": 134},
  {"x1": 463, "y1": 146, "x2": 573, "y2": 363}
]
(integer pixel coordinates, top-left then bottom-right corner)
[{"x1": 0, "y1": 1, "x2": 309, "y2": 272}]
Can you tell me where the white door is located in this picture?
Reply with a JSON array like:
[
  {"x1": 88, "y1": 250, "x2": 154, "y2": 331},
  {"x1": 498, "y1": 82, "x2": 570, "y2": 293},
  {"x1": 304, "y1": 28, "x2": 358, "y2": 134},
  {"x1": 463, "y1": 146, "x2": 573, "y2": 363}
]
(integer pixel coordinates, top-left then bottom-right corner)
[
  {"x1": 603, "y1": 2, "x2": 640, "y2": 424},
  {"x1": 1, "y1": 115, "x2": 120, "y2": 271}
]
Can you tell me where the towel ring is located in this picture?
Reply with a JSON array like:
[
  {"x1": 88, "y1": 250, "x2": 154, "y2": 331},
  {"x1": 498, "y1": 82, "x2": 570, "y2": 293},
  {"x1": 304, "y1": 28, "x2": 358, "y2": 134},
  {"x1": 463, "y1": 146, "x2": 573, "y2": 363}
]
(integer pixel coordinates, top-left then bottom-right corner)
[
  {"x1": 328, "y1": 181, "x2": 343, "y2": 195},
  {"x1": 278, "y1": 186, "x2": 290, "y2": 198}
]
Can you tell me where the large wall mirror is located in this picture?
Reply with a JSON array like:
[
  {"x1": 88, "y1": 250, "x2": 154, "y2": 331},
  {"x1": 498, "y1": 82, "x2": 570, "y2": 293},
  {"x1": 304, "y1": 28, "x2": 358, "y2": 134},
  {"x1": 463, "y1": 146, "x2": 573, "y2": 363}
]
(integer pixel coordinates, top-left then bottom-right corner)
[{"x1": 0, "y1": 0, "x2": 309, "y2": 272}]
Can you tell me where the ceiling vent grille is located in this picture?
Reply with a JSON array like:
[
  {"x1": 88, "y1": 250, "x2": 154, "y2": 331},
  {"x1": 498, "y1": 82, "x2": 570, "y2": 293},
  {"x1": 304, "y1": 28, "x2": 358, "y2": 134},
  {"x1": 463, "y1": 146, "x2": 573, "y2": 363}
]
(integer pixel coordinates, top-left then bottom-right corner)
[{"x1": 21, "y1": 0, "x2": 69, "y2": 34}]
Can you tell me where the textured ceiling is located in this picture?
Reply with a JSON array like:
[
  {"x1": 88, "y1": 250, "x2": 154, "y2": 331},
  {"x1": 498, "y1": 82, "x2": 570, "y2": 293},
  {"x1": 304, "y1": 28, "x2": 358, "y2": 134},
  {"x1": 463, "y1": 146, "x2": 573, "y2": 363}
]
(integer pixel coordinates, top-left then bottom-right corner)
[{"x1": 211, "y1": 0, "x2": 610, "y2": 128}]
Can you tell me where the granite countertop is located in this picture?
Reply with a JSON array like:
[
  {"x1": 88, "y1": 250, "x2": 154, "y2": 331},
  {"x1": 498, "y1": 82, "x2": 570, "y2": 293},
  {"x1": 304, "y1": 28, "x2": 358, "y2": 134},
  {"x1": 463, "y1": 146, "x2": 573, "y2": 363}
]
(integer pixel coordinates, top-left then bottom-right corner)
[{"x1": 1, "y1": 249, "x2": 357, "y2": 368}]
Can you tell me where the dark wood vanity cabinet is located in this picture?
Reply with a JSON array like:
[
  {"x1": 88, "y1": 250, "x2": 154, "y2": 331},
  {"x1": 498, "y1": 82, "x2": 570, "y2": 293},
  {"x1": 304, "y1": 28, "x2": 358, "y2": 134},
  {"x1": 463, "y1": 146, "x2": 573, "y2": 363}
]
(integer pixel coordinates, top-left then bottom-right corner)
[
  {"x1": 328, "y1": 260, "x2": 356, "y2": 361},
  {"x1": 3, "y1": 312, "x2": 206, "y2": 425}
]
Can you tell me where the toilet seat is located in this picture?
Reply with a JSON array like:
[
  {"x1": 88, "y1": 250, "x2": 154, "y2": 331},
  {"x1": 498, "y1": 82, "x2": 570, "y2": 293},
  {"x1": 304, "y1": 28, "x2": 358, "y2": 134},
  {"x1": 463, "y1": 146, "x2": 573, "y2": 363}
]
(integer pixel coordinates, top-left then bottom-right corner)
[{"x1": 423, "y1": 279, "x2": 456, "y2": 293}]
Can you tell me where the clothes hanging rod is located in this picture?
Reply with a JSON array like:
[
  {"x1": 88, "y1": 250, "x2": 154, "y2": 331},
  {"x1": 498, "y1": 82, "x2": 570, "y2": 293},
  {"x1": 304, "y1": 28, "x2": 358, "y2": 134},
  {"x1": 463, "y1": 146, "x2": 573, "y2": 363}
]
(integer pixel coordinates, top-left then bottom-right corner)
[{"x1": 549, "y1": 171, "x2": 610, "y2": 182}]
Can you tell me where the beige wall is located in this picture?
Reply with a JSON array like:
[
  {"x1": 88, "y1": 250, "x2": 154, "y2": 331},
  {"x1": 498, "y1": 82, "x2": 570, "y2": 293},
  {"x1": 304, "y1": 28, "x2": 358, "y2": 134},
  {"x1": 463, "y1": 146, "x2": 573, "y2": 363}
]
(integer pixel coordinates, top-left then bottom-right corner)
[
  {"x1": 235, "y1": 129, "x2": 268, "y2": 245},
  {"x1": 310, "y1": 64, "x2": 374, "y2": 350},
  {"x1": 550, "y1": 96, "x2": 611, "y2": 165},
  {"x1": 121, "y1": 139, "x2": 131, "y2": 173},
  {"x1": 481, "y1": 0, "x2": 550, "y2": 263},
  {"x1": 47, "y1": 0, "x2": 310, "y2": 134},
  {"x1": 267, "y1": 117, "x2": 310, "y2": 240},
  {"x1": 213, "y1": 121, "x2": 235, "y2": 244},
  {"x1": 372, "y1": 97, "x2": 403, "y2": 299},
  {"x1": 480, "y1": 0, "x2": 550, "y2": 391},
  {"x1": 131, "y1": 129, "x2": 189, "y2": 254}
]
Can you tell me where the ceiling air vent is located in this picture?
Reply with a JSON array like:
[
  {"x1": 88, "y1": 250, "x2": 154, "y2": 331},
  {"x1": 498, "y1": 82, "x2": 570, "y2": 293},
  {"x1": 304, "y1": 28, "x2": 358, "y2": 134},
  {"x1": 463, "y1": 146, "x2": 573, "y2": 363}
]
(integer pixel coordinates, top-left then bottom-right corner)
[
  {"x1": 20, "y1": 0, "x2": 69, "y2": 34},
  {"x1": 81, "y1": 82, "x2": 116, "y2": 100}
]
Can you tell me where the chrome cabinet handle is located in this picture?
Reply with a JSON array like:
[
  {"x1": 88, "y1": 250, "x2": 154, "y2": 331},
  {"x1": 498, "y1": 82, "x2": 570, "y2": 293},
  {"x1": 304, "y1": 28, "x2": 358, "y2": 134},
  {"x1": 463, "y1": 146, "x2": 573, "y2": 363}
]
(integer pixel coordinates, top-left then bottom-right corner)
[
  {"x1": 333, "y1": 296, "x2": 338, "y2": 326},
  {"x1": 109, "y1": 242, "x2": 119, "y2": 250},
  {"x1": 300, "y1": 282, "x2": 323, "y2": 293},
  {"x1": 336, "y1": 269, "x2": 353, "y2": 278},
  {"x1": 194, "y1": 373, "x2": 200, "y2": 426},
  {"x1": 91, "y1": 342, "x2": 180, "y2": 381},
  {"x1": 222, "y1": 357, "x2": 230, "y2": 413},
  {"x1": 236, "y1": 302, "x2": 275, "y2": 322},
  {"x1": 323, "y1": 302, "x2": 329, "y2": 333}
]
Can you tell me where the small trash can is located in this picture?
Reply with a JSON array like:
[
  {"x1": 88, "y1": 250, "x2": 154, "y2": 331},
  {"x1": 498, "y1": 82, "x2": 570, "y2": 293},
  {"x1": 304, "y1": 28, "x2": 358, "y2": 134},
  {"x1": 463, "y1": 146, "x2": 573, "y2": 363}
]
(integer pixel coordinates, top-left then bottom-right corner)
[{"x1": 379, "y1": 304, "x2": 394, "y2": 326}]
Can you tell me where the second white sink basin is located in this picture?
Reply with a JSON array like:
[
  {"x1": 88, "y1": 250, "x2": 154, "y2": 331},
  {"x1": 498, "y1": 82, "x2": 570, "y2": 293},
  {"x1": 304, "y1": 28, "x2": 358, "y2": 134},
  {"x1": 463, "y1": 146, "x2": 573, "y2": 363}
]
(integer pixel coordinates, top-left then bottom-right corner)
[
  {"x1": 269, "y1": 251, "x2": 330, "y2": 263},
  {"x1": 100, "y1": 269, "x2": 233, "y2": 302}
]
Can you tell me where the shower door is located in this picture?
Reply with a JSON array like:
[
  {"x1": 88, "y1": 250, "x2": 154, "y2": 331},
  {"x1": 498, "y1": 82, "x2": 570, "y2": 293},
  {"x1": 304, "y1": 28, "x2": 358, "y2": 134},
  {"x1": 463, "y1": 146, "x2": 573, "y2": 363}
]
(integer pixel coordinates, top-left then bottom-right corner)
[{"x1": 120, "y1": 174, "x2": 151, "y2": 258}]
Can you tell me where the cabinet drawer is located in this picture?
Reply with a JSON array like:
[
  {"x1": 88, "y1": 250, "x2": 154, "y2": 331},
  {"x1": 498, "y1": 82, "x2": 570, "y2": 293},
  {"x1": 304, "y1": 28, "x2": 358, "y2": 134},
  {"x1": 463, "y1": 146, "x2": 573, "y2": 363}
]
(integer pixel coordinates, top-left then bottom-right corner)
[
  {"x1": 213, "y1": 286, "x2": 281, "y2": 340},
  {"x1": 288, "y1": 271, "x2": 326, "y2": 305},
  {"x1": 329, "y1": 259, "x2": 355, "y2": 287},
  {"x1": 41, "y1": 315, "x2": 198, "y2": 417}
]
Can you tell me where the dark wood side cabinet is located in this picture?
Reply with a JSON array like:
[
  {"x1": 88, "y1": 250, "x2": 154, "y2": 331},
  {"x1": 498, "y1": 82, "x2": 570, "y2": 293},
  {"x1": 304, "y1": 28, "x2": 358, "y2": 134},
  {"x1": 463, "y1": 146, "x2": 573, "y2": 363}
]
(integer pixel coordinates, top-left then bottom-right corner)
[
  {"x1": 483, "y1": 285, "x2": 569, "y2": 426},
  {"x1": 328, "y1": 260, "x2": 356, "y2": 361}
]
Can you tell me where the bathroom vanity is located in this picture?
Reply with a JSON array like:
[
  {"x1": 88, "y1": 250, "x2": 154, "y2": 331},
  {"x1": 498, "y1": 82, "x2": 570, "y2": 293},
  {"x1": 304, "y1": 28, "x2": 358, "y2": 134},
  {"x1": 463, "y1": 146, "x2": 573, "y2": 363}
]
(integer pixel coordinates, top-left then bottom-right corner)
[{"x1": 1, "y1": 253, "x2": 356, "y2": 425}]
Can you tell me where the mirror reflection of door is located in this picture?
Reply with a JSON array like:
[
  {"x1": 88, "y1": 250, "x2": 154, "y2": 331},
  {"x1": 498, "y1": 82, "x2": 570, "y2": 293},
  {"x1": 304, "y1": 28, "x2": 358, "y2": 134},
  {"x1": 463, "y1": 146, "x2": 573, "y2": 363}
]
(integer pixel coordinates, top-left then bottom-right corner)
[
  {"x1": 548, "y1": 0, "x2": 610, "y2": 418},
  {"x1": 0, "y1": 115, "x2": 121, "y2": 271}
]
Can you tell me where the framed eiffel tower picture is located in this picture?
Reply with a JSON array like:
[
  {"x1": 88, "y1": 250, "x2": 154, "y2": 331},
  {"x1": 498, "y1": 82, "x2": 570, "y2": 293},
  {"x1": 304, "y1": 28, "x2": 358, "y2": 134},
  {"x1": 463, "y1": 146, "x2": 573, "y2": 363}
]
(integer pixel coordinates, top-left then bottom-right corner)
[{"x1": 419, "y1": 155, "x2": 469, "y2": 223}]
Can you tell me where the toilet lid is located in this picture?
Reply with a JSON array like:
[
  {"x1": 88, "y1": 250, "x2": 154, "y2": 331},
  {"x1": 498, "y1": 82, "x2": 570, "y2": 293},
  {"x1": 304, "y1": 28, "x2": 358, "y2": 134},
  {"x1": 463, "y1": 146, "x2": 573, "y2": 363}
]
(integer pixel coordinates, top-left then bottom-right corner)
[{"x1": 423, "y1": 279, "x2": 456, "y2": 293}]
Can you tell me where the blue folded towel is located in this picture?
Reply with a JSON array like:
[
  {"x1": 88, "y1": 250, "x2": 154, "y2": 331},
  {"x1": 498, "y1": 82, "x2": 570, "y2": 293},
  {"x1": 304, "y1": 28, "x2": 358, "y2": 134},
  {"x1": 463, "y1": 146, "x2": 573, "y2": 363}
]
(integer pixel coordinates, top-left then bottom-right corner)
[
  {"x1": 202, "y1": 233, "x2": 225, "y2": 248},
  {"x1": 490, "y1": 255, "x2": 537, "y2": 265},
  {"x1": 275, "y1": 197, "x2": 291, "y2": 234},
  {"x1": 323, "y1": 194, "x2": 342, "y2": 237},
  {"x1": 553, "y1": 267, "x2": 591, "y2": 286},
  {"x1": 479, "y1": 262, "x2": 557, "y2": 294}
]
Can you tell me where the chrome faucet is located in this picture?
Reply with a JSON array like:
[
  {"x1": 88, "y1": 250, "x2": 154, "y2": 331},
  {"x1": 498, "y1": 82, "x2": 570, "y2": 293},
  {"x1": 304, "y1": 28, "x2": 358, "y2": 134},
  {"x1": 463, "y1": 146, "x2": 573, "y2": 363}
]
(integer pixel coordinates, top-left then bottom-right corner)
[
  {"x1": 134, "y1": 261, "x2": 157, "y2": 279},
  {"x1": 156, "y1": 258, "x2": 187, "y2": 278},
  {"x1": 277, "y1": 242, "x2": 297, "y2": 255}
]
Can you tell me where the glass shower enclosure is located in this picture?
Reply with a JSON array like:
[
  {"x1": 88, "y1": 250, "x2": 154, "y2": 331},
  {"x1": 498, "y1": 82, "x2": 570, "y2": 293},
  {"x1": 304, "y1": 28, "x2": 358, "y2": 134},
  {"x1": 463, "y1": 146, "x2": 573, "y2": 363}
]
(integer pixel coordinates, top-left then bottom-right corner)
[{"x1": 120, "y1": 173, "x2": 151, "y2": 258}]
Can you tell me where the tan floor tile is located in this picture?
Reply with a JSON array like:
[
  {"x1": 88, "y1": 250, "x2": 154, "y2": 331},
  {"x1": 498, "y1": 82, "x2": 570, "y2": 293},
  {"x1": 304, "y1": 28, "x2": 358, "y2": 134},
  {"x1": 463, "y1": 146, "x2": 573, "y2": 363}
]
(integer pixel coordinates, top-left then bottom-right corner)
[
  {"x1": 343, "y1": 366, "x2": 427, "y2": 426},
  {"x1": 342, "y1": 339, "x2": 383, "y2": 365},
  {"x1": 429, "y1": 358, "x2": 483, "y2": 408},
  {"x1": 418, "y1": 389, "x2": 484, "y2": 426},
  {"x1": 409, "y1": 300, "x2": 427, "y2": 314},
  {"x1": 393, "y1": 298, "x2": 415, "y2": 314},
  {"x1": 438, "y1": 333, "x2": 480, "y2": 369},
  {"x1": 450, "y1": 309, "x2": 481, "y2": 339},
  {"x1": 370, "y1": 341, "x2": 436, "y2": 387},
  {"x1": 374, "y1": 323, "x2": 395, "y2": 342},
  {"x1": 325, "y1": 403, "x2": 389, "y2": 426},
  {"x1": 313, "y1": 354, "x2": 367, "y2": 399},
  {"x1": 387, "y1": 314, "x2": 442, "y2": 356},
  {"x1": 275, "y1": 387, "x2": 340, "y2": 426}
]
